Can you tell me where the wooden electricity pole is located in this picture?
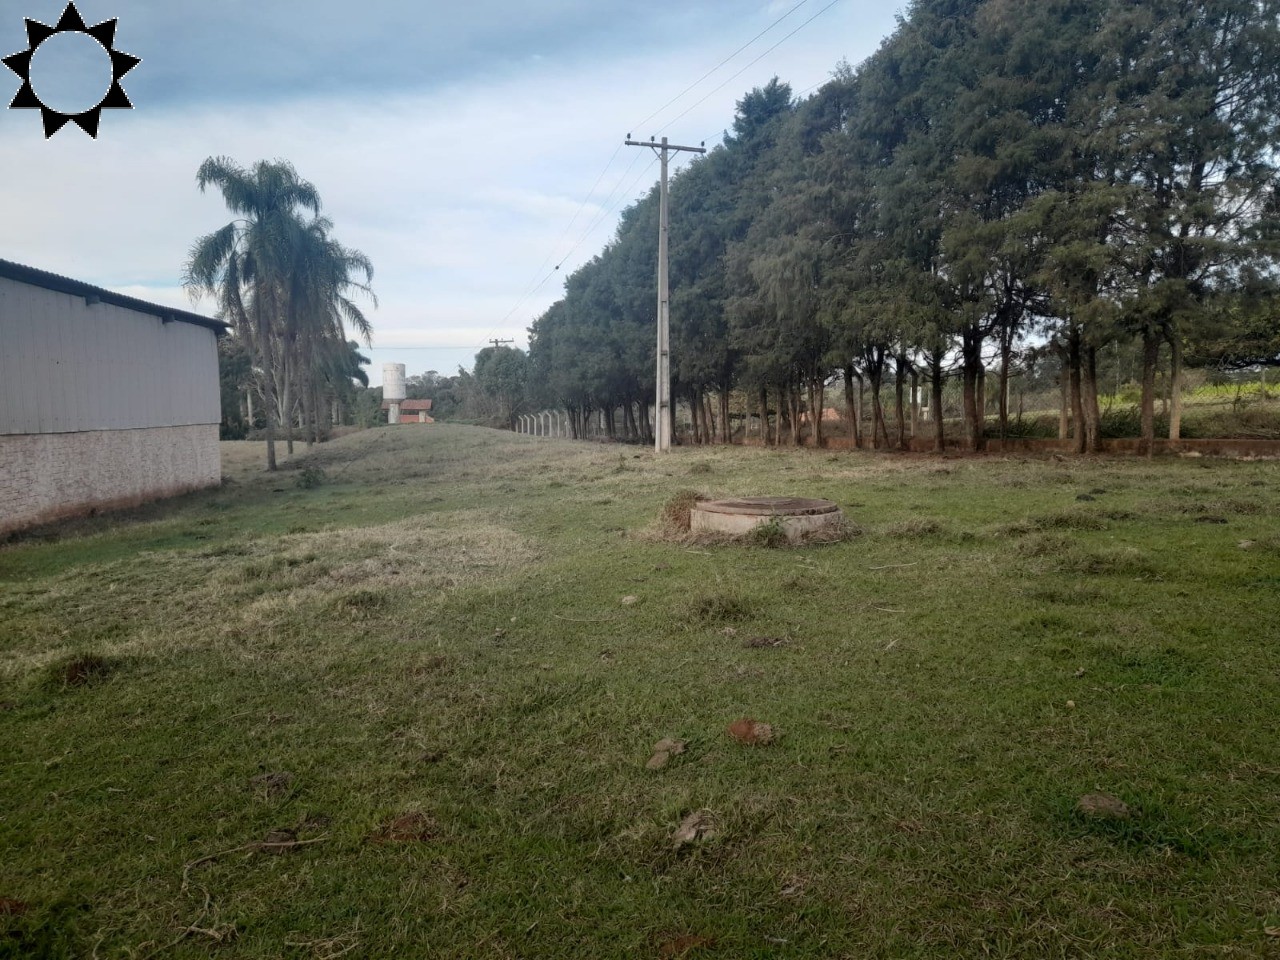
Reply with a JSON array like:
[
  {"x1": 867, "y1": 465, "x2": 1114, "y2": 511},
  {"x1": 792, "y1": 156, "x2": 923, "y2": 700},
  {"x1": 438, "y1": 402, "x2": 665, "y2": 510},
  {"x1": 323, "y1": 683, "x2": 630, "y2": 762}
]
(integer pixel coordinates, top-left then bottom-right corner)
[
  {"x1": 489, "y1": 338, "x2": 515, "y2": 349},
  {"x1": 625, "y1": 135, "x2": 705, "y2": 452}
]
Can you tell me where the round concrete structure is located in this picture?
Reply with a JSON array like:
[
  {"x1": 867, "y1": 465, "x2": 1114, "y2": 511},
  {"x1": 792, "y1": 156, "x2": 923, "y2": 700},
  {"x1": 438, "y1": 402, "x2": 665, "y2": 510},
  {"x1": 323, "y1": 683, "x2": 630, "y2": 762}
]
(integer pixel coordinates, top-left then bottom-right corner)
[{"x1": 690, "y1": 496, "x2": 843, "y2": 542}]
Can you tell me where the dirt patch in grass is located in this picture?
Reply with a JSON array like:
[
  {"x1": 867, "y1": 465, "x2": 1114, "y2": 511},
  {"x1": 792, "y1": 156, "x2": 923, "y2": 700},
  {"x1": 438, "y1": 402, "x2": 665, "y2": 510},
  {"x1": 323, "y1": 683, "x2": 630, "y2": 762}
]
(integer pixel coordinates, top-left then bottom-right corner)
[
  {"x1": 742, "y1": 635, "x2": 789, "y2": 649},
  {"x1": 369, "y1": 812, "x2": 437, "y2": 844},
  {"x1": 657, "y1": 933, "x2": 717, "y2": 957},
  {"x1": 727, "y1": 718, "x2": 776, "y2": 745},
  {"x1": 249, "y1": 771, "x2": 295, "y2": 798},
  {"x1": 47, "y1": 653, "x2": 114, "y2": 689}
]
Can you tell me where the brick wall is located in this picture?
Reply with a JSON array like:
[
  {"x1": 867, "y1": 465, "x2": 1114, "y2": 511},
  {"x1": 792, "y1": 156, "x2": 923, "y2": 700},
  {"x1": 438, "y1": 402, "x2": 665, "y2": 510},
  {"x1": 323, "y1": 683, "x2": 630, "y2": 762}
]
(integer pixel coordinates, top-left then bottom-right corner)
[{"x1": 0, "y1": 424, "x2": 220, "y2": 536}]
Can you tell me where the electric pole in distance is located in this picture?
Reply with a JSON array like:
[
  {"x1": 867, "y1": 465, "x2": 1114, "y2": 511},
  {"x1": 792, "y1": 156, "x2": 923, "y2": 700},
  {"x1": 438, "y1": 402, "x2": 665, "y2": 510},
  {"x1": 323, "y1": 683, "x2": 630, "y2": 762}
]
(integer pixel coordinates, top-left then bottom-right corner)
[
  {"x1": 625, "y1": 134, "x2": 705, "y2": 452},
  {"x1": 488, "y1": 338, "x2": 515, "y2": 348}
]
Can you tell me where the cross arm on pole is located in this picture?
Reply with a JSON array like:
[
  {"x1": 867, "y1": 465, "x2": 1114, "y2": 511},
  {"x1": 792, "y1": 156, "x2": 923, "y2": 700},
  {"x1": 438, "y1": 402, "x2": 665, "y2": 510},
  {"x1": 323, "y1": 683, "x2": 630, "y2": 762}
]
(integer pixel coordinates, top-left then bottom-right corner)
[{"x1": 624, "y1": 139, "x2": 707, "y2": 155}]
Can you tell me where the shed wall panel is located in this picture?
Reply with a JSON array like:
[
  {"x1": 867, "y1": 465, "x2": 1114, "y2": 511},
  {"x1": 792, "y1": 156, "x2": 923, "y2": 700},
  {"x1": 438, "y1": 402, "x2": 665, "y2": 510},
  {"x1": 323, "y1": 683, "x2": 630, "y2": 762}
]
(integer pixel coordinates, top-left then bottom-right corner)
[{"x1": 0, "y1": 276, "x2": 220, "y2": 435}]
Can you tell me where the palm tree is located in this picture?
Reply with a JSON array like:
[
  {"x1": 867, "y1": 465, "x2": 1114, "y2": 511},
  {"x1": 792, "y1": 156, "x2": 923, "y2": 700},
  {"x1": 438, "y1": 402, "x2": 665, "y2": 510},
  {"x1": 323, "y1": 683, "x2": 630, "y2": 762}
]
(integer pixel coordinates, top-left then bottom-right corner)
[
  {"x1": 184, "y1": 158, "x2": 375, "y2": 467},
  {"x1": 287, "y1": 218, "x2": 376, "y2": 446}
]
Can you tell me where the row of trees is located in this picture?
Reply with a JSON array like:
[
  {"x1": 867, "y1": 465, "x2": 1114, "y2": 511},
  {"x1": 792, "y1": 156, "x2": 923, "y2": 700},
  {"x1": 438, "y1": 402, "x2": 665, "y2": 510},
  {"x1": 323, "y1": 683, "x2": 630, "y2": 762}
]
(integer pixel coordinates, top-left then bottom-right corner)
[
  {"x1": 526, "y1": 0, "x2": 1280, "y2": 453},
  {"x1": 186, "y1": 158, "x2": 377, "y2": 467}
]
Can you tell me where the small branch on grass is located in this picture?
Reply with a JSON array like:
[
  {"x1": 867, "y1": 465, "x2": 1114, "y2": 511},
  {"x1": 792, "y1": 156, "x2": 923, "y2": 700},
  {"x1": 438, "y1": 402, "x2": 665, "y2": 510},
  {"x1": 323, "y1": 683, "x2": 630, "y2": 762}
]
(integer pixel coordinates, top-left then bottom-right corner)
[
  {"x1": 873, "y1": 608, "x2": 906, "y2": 614},
  {"x1": 553, "y1": 614, "x2": 620, "y2": 623},
  {"x1": 181, "y1": 836, "x2": 328, "y2": 890},
  {"x1": 869, "y1": 562, "x2": 920, "y2": 571}
]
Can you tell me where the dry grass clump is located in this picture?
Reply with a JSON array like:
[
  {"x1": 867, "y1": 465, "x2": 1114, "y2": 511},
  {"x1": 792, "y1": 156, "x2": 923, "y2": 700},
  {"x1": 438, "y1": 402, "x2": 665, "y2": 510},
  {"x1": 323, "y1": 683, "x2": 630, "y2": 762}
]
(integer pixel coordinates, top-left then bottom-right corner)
[
  {"x1": 882, "y1": 517, "x2": 945, "y2": 538},
  {"x1": 1052, "y1": 544, "x2": 1157, "y2": 577},
  {"x1": 213, "y1": 513, "x2": 538, "y2": 600},
  {"x1": 658, "y1": 490, "x2": 708, "y2": 534},
  {"x1": 682, "y1": 587, "x2": 756, "y2": 626},
  {"x1": 1029, "y1": 510, "x2": 1110, "y2": 532},
  {"x1": 1013, "y1": 534, "x2": 1074, "y2": 559},
  {"x1": 1180, "y1": 498, "x2": 1264, "y2": 516}
]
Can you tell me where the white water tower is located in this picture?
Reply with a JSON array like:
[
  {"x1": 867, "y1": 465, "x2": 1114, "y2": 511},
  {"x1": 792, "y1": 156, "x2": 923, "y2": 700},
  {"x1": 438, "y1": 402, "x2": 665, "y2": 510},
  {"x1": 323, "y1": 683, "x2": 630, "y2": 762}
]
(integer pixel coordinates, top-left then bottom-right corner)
[{"x1": 383, "y1": 363, "x2": 407, "y2": 424}]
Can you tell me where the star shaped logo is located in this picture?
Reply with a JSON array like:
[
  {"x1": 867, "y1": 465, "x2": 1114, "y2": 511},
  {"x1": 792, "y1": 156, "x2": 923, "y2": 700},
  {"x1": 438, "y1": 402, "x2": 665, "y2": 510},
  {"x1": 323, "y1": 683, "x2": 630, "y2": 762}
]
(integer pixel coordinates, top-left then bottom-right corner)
[{"x1": 4, "y1": 2, "x2": 141, "y2": 138}]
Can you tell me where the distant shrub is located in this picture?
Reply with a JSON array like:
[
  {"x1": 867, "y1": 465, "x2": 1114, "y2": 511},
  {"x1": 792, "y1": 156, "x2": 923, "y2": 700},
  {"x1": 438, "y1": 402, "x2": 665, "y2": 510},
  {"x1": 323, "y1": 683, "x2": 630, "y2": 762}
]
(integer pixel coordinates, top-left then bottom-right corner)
[{"x1": 296, "y1": 466, "x2": 326, "y2": 489}]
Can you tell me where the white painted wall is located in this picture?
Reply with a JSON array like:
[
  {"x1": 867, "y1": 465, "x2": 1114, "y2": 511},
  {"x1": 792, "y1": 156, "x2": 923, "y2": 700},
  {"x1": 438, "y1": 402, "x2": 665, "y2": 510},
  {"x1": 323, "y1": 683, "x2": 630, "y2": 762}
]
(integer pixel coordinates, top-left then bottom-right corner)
[{"x1": 0, "y1": 275, "x2": 220, "y2": 435}]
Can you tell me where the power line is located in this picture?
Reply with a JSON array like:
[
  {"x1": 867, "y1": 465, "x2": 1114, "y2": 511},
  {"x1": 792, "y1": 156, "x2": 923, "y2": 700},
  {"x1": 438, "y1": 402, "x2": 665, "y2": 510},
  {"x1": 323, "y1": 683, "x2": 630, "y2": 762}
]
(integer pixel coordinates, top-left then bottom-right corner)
[
  {"x1": 665, "y1": 0, "x2": 844, "y2": 132},
  {"x1": 479, "y1": 154, "x2": 663, "y2": 342},
  {"x1": 485, "y1": 0, "x2": 840, "y2": 343},
  {"x1": 554, "y1": 153, "x2": 659, "y2": 270},
  {"x1": 489, "y1": 150, "x2": 650, "y2": 336},
  {"x1": 630, "y1": 0, "x2": 812, "y2": 134}
]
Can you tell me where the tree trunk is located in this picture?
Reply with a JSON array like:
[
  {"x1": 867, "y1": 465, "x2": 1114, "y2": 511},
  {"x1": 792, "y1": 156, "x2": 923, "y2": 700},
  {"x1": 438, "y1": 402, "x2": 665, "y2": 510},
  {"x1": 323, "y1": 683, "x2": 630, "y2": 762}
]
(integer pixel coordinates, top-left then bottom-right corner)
[
  {"x1": 1139, "y1": 329, "x2": 1160, "y2": 457},
  {"x1": 623, "y1": 402, "x2": 637, "y2": 441},
  {"x1": 1069, "y1": 331, "x2": 1085, "y2": 455},
  {"x1": 961, "y1": 362, "x2": 979, "y2": 453},
  {"x1": 1168, "y1": 335, "x2": 1183, "y2": 442},
  {"x1": 258, "y1": 335, "x2": 278, "y2": 471},
  {"x1": 910, "y1": 368, "x2": 919, "y2": 440},
  {"x1": 857, "y1": 376, "x2": 866, "y2": 448},
  {"x1": 812, "y1": 377, "x2": 826, "y2": 448},
  {"x1": 759, "y1": 387, "x2": 770, "y2": 446},
  {"x1": 842, "y1": 365, "x2": 860, "y2": 450},
  {"x1": 789, "y1": 385, "x2": 802, "y2": 446},
  {"x1": 998, "y1": 327, "x2": 1012, "y2": 440},
  {"x1": 931, "y1": 357, "x2": 945, "y2": 453},
  {"x1": 868, "y1": 366, "x2": 891, "y2": 451},
  {"x1": 1081, "y1": 342, "x2": 1102, "y2": 454},
  {"x1": 894, "y1": 354, "x2": 907, "y2": 451},
  {"x1": 704, "y1": 393, "x2": 716, "y2": 444},
  {"x1": 961, "y1": 328, "x2": 985, "y2": 452},
  {"x1": 1058, "y1": 357, "x2": 1070, "y2": 441},
  {"x1": 719, "y1": 388, "x2": 731, "y2": 444}
]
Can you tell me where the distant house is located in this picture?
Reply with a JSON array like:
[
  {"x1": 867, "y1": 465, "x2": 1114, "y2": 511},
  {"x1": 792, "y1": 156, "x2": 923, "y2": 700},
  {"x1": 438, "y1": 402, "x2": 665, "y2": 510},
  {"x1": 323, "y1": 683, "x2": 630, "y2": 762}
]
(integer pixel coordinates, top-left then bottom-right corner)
[
  {"x1": 0, "y1": 259, "x2": 227, "y2": 536},
  {"x1": 381, "y1": 399, "x2": 434, "y2": 423}
]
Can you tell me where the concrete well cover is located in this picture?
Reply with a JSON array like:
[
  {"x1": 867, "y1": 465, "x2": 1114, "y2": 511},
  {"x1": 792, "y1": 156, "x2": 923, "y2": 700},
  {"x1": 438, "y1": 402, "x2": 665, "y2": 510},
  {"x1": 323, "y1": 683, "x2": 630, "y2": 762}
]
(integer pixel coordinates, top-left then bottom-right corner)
[
  {"x1": 698, "y1": 497, "x2": 840, "y2": 517},
  {"x1": 690, "y1": 497, "x2": 843, "y2": 540}
]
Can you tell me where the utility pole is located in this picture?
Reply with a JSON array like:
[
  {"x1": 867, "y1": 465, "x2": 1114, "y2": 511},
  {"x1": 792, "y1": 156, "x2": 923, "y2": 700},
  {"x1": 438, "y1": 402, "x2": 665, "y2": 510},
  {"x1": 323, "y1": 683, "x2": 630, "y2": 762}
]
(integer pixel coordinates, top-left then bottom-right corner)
[
  {"x1": 625, "y1": 134, "x2": 706, "y2": 452},
  {"x1": 489, "y1": 338, "x2": 515, "y2": 349}
]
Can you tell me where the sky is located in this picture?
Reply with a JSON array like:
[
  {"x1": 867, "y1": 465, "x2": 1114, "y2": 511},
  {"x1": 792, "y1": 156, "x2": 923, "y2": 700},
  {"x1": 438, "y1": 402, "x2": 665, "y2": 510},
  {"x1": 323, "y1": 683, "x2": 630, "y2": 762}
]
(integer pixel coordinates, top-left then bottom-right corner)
[{"x1": 0, "y1": 0, "x2": 902, "y2": 385}]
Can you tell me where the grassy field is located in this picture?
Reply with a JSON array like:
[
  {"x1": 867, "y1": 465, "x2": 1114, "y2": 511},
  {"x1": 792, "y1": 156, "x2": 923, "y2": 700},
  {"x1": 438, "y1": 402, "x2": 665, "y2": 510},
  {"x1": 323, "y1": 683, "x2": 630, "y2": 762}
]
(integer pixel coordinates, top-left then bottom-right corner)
[{"x1": 2, "y1": 426, "x2": 1279, "y2": 959}]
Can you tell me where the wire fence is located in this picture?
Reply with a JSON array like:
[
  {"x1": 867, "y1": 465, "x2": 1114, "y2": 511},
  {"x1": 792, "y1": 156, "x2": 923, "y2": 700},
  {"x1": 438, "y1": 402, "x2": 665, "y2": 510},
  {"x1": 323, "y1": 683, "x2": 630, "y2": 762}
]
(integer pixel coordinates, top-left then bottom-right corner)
[{"x1": 511, "y1": 367, "x2": 1279, "y2": 446}]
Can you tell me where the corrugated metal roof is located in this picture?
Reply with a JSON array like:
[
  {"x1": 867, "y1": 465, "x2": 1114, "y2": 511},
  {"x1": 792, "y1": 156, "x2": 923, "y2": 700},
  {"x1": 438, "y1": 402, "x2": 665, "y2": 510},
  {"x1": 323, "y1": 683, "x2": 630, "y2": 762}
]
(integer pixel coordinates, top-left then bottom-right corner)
[{"x1": 0, "y1": 258, "x2": 228, "y2": 334}]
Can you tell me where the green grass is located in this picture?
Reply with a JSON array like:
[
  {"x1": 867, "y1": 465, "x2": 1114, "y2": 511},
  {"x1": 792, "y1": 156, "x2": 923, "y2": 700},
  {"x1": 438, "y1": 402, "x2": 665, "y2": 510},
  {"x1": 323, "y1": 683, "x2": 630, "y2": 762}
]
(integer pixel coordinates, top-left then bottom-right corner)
[{"x1": 2, "y1": 426, "x2": 1279, "y2": 958}]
